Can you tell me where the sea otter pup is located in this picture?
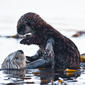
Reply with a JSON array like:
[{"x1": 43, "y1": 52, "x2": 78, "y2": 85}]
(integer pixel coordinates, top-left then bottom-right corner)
[
  {"x1": 17, "y1": 12, "x2": 80, "y2": 69},
  {"x1": 1, "y1": 50, "x2": 26, "y2": 69}
]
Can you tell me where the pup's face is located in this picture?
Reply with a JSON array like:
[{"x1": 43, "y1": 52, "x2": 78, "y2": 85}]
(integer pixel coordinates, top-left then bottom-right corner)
[
  {"x1": 14, "y1": 50, "x2": 26, "y2": 62},
  {"x1": 13, "y1": 50, "x2": 26, "y2": 68},
  {"x1": 2, "y1": 50, "x2": 26, "y2": 69}
]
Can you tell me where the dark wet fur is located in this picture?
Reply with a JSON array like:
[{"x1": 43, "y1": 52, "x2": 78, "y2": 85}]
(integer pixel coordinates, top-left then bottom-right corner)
[{"x1": 17, "y1": 12, "x2": 80, "y2": 69}]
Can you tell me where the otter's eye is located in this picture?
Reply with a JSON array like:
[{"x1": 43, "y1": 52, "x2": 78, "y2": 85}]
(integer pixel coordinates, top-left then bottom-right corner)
[{"x1": 17, "y1": 25, "x2": 26, "y2": 35}]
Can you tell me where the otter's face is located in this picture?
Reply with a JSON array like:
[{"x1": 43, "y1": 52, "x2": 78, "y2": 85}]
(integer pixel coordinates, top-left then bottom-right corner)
[
  {"x1": 17, "y1": 24, "x2": 33, "y2": 35},
  {"x1": 17, "y1": 12, "x2": 44, "y2": 46},
  {"x1": 17, "y1": 23, "x2": 40, "y2": 45}
]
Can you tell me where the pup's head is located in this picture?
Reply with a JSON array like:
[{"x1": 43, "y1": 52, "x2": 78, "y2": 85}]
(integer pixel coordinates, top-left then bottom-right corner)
[
  {"x1": 2, "y1": 50, "x2": 26, "y2": 69},
  {"x1": 13, "y1": 50, "x2": 26, "y2": 68}
]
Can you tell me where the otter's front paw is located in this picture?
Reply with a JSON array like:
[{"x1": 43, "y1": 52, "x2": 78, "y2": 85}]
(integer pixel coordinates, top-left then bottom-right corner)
[
  {"x1": 20, "y1": 38, "x2": 32, "y2": 45},
  {"x1": 20, "y1": 35, "x2": 33, "y2": 45}
]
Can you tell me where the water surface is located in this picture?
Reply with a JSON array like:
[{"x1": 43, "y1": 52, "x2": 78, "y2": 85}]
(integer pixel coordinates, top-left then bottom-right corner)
[{"x1": 0, "y1": 18, "x2": 85, "y2": 85}]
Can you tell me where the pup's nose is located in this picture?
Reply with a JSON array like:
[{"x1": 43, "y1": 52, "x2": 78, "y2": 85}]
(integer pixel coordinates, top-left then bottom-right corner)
[{"x1": 17, "y1": 50, "x2": 24, "y2": 54}]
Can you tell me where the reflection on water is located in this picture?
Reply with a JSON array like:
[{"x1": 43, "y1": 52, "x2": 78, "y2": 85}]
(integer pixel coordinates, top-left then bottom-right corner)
[{"x1": 0, "y1": 68, "x2": 82, "y2": 85}]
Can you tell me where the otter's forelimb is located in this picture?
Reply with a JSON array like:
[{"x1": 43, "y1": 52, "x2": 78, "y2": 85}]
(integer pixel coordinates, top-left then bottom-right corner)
[{"x1": 26, "y1": 38, "x2": 55, "y2": 68}]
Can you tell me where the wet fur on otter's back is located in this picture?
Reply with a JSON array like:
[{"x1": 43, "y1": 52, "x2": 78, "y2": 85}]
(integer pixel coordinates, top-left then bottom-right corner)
[{"x1": 17, "y1": 12, "x2": 80, "y2": 69}]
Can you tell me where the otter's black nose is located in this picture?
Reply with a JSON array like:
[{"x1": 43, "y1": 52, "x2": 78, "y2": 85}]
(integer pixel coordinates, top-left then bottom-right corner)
[
  {"x1": 20, "y1": 39, "x2": 24, "y2": 44},
  {"x1": 20, "y1": 39, "x2": 27, "y2": 44},
  {"x1": 18, "y1": 50, "x2": 24, "y2": 54}
]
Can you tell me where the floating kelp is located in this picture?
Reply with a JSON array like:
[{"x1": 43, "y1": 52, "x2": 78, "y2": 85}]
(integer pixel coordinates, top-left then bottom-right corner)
[
  {"x1": 0, "y1": 34, "x2": 24, "y2": 39},
  {"x1": 80, "y1": 53, "x2": 85, "y2": 63},
  {"x1": 72, "y1": 31, "x2": 85, "y2": 37}
]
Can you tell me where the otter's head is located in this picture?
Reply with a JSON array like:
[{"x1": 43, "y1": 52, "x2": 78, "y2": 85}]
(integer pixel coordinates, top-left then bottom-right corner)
[
  {"x1": 17, "y1": 12, "x2": 47, "y2": 45},
  {"x1": 17, "y1": 12, "x2": 45, "y2": 35},
  {"x1": 2, "y1": 50, "x2": 26, "y2": 69}
]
